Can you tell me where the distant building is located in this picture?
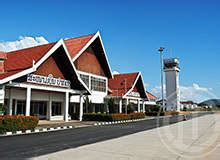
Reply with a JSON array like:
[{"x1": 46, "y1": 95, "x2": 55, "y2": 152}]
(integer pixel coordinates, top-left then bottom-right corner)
[
  {"x1": 180, "y1": 101, "x2": 198, "y2": 110},
  {"x1": 156, "y1": 99, "x2": 167, "y2": 106},
  {"x1": 145, "y1": 91, "x2": 157, "y2": 106}
]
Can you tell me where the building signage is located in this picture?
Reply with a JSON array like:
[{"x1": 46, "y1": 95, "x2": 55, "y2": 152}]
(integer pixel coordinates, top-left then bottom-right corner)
[
  {"x1": 27, "y1": 74, "x2": 71, "y2": 88},
  {"x1": 128, "y1": 91, "x2": 140, "y2": 97}
]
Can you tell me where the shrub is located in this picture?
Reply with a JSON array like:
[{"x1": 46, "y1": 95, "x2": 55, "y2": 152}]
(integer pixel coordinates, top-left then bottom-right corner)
[
  {"x1": 111, "y1": 113, "x2": 130, "y2": 121},
  {"x1": 164, "y1": 111, "x2": 179, "y2": 116},
  {"x1": 83, "y1": 113, "x2": 112, "y2": 121},
  {"x1": 107, "y1": 98, "x2": 118, "y2": 113},
  {"x1": 145, "y1": 112, "x2": 165, "y2": 116},
  {"x1": 70, "y1": 113, "x2": 79, "y2": 120},
  {"x1": 145, "y1": 105, "x2": 165, "y2": 116},
  {"x1": 0, "y1": 104, "x2": 5, "y2": 115},
  {"x1": 146, "y1": 105, "x2": 161, "y2": 112},
  {"x1": 129, "y1": 112, "x2": 145, "y2": 119},
  {"x1": 83, "y1": 112, "x2": 145, "y2": 121},
  {"x1": 0, "y1": 115, "x2": 39, "y2": 134},
  {"x1": 127, "y1": 103, "x2": 136, "y2": 113}
]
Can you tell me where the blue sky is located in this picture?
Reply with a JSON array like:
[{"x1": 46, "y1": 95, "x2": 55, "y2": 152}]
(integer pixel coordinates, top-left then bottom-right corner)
[{"x1": 0, "y1": 0, "x2": 219, "y2": 102}]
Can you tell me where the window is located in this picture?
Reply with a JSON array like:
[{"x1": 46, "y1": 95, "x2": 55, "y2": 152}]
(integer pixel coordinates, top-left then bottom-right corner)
[
  {"x1": 91, "y1": 76, "x2": 106, "y2": 92},
  {"x1": 30, "y1": 101, "x2": 47, "y2": 118},
  {"x1": 17, "y1": 100, "x2": 26, "y2": 115},
  {"x1": 52, "y1": 102, "x2": 62, "y2": 116},
  {"x1": 80, "y1": 74, "x2": 89, "y2": 88},
  {"x1": 79, "y1": 73, "x2": 107, "y2": 92}
]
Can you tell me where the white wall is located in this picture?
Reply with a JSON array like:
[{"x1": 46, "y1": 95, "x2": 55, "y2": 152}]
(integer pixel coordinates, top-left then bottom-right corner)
[
  {"x1": 5, "y1": 88, "x2": 64, "y2": 102},
  {"x1": 5, "y1": 88, "x2": 65, "y2": 120},
  {"x1": 70, "y1": 91, "x2": 107, "y2": 104},
  {"x1": 165, "y1": 68, "x2": 180, "y2": 111}
]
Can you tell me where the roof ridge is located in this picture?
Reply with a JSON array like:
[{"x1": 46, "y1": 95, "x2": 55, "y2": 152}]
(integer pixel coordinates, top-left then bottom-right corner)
[
  {"x1": 64, "y1": 33, "x2": 96, "y2": 41},
  {"x1": 6, "y1": 42, "x2": 55, "y2": 54},
  {"x1": 113, "y1": 72, "x2": 139, "y2": 75},
  {"x1": 6, "y1": 33, "x2": 95, "y2": 54}
]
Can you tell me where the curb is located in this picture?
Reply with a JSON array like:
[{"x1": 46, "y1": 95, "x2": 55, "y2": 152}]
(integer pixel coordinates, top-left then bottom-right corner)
[
  {"x1": 0, "y1": 125, "x2": 74, "y2": 137},
  {"x1": 94, "y1": 118, "x2": 148, "y2": 126},
  {"x1": 92, "y1": 114, "x2": 192, "y2": 126}
]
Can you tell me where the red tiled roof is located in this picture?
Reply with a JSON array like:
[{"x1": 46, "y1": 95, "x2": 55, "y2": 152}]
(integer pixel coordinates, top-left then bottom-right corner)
[
  {"x1": 180, "y1": 101, "x2": 194, "y2": 104},
  {"x1": 0, "y1": 33, "x2": 98, "y2": 81},
  {"x1": 0, "y1": 70, "x2": 24, "y2": 79},
  {"x1": 4, "y1": 43, "x2": 55, "y2": 72},
  {"x1": 108, "y1": 73, "x2": 139, "y2": 97},
  {"x1": 0, "y1": 51, "x2": 6, "y2": 59},
  {"x1": 0, "y1": 33, "x2": 94, "y2": 81},
  {"x1": 64, "y1": 34, "x2": 95, "y2": 59},
  {"x1": 146, "y1": 91, "x2": 157, "y2": 101}
]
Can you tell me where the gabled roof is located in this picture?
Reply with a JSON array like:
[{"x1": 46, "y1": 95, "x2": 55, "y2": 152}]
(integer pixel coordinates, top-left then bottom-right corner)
[
  {"x1": 108, "y1": 72, "x2": 139, "y2": 97},
  {"x1": 0, "y1": 32, "x2": 112, "y2": 79},
  {"x1": 64, "y1": 31, "x2": 113, "y2": 78},
  {"x1": 146, "y1": 91, "x2": 157, "y2": 101},
  {"x1": 0, "y1": 40, "x2": 91, "y2": 94},
  {"x1": 108, "y1": 72, "x2": 147, "y2": 99},
  {"x1": 64, "y1": 34, "x2": 95, "y2": 59},
  {"x1": 5, "y1": 43, "x2": 55, "y2": 72}
]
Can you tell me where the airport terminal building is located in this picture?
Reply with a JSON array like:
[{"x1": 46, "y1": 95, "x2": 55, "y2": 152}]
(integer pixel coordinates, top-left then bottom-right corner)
[
  {"x1": 0, "y1": 32, "x2": 153, "y2": 121},
  {"x1": 0, "y1": 40, "x2": 91, "y2": 121}
]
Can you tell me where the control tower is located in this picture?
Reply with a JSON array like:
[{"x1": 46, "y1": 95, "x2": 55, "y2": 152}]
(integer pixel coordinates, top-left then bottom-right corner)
[{"x1": 164, "y1": 58, "x2": 180, "y2": 111}]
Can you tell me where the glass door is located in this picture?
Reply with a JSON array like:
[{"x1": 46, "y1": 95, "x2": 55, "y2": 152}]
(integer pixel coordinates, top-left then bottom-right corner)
[{"x1": 30, "y1": 101, "x2": 47, "y2": 119}]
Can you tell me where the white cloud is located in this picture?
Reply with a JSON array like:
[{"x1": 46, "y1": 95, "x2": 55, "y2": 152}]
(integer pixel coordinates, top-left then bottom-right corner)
[
  {"x1": 144, "y1": 83, "x2": 150, "y2": 89},
  {"x1": 151, "y1": 83, "x2": 217, "y2": 103},
  {"x1": 112, "y1": 71, "x2": 120, "y2": 75},
  {"x1": 0, "y1": 36, "x2": 49, "y2": 52}
]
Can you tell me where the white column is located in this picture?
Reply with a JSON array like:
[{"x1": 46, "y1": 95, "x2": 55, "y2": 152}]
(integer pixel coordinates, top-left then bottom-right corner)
[
  {"x1": 0, "y1": 85, "x2": 5, "y2": 105},
  {"x1": 125, "y1": 98, "x2": 128, "y2": 114},
  {"x1": 47, "y1": 92, "x2": 52, "y2": 120},
  {"x1": 25, "y1": 87, "x2": 31, "y2": 116},
  {"x1": 14, "y1": 100, "x2": 17, "y2": 115},
  {"x1": 119, "y1": 99, "x2": 122, "y2": 113},
  {"x1": 142, "y1": 100, "x2": 145, "y2": 113},
  {"x1": 93, "y1": 104, "x2": 95, "y2": 113},
  {"x1": 137, "y1": 99, "x2": 140, "y2": 112},
  {"x1": 64, "y1": 92, "x2": 69, "y2": 122},
  {"x1": 79, "y1": 94, "x2": 84, "y2": 121},
  {"x1": 88, "y1": 75, "x2": 91, "y2": 90},
  {"x1": 8, "y1": 89, "x2": 13, "y2": 115}
]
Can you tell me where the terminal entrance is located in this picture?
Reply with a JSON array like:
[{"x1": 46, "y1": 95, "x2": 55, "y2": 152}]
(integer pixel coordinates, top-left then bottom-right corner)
[
  {"x1": 30, "y1": 101, "x2": 47, "y2": 120},
  {"x1": 12, "y1": 100, "x2": 47, "y2": 120}
]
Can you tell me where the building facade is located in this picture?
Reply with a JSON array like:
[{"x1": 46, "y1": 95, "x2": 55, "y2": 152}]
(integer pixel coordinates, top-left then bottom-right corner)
[
  {"x1": 180, "y1": 101, "x2": 198, "y2": 110},
  {"x1": 63, "y1": 32, "x2": 113, "y2": 116},
  {"x1": 108, "y1": 72, "x2": 148, "y2": 113},
  {"x1": 145, "y1": 91, "x2": 157, "y2": 107},
  {"x1": 0, "y1": 32, "x2": 156, "y2": 121},
  {"x1": 0, "y1": 40, "x2": 90, "y2": 121}
]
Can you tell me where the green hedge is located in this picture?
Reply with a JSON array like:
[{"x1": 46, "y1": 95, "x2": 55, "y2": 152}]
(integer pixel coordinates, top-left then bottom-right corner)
[
  {"x1": 0, "y1": 116, "x2": 39, "y2": 134},
  {"x1": 83, "y1": 113, "x2": 145, "y2": 122},
  {"x1": 145, "y1": 112, "x2": 165, "y2": 116},
  {"x1": 83, "y1": 113, "x2": 112, "y2": 121}
]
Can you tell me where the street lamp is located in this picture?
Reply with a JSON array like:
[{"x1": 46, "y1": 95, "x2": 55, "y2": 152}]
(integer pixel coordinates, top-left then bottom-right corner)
[{"x1": 158, "y1": 47, "x2": 165, "y2": 111}]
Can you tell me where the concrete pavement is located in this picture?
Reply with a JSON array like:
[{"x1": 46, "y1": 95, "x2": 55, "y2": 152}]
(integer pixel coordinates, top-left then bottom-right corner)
[{"x1": 35, "y1": 113, "x2": 220, "y2": 160}]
